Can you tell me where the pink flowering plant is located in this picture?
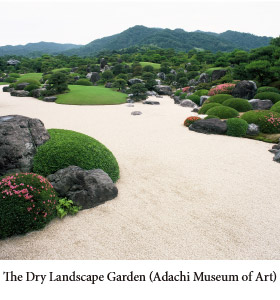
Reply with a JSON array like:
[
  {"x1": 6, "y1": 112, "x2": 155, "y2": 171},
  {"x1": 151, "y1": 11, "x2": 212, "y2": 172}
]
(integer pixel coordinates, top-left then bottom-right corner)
[
  {"x1": 182, "y1": 86, "x2": 190, "y2": 93},
  {"x1": 208, "y1": 83, "x2": 236, "y2": 96},
  {"x1": 259, "y1": 113, "x2": 280, "y2": 133},
  {"x1": 0, "y1": 172, "x2": 58, "y2": 239}
]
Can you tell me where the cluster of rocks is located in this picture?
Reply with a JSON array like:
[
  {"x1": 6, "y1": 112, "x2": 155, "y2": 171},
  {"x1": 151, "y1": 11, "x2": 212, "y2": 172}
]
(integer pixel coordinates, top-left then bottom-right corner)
[
  {"x1": 269, "y1": 139, "x2": 280, "y2": 163},
  {"x1": 0, "y1": 115, "x2": 118, "y2": 210}
]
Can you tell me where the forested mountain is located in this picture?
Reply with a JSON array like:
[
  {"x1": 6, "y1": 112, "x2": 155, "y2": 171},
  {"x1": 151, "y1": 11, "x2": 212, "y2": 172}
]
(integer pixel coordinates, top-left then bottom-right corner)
[
  {"x1": 0, "y1": 42, "x2": 81, "y2": 57},
  {"x1": 66, "y1": 26, "x2": 272, "y2": 56},
  {"x1": 0, "y1": 26, "x2": 272, "y2": 57}
]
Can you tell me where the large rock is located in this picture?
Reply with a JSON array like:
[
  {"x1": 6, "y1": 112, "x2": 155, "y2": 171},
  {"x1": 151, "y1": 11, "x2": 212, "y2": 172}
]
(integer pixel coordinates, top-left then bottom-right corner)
[
  {"x1": 198, "y1": 73, "x2": 210, "y2": 83},
  {"x1": 174, "y1": 96, "x2": 181, "y2": 104},
  {"x1": 3, "y1": 86, "x2": 14, "y2": 92},
  {"x1": 200, "y1": 95, "x2": 210, "y2": 106},
  {"x1": 90, "y1": 72, "x2": 100, "y2": 83},
  {"x1": 47, "y1": 166, "x2": 118, "y2": 210},
  {"x1": 157, "y1": 72, "x2": 166, "y2": 80},
  {"x1": 43, "y1": 96, "x2": 57, "y2": 102},
  {"x1": 100, "y1": 58, "x2": 107, "y2": 69},
  {"x1": 10, "y1": 90, "x2": 29, "y2": 97},
  {"x1": 16, "y1": 82, "x2": 29, "y2": 90},
  {"x1": 180, "y1": 99, "x2": 197, "y2": 108},
  {"x1": 248, "y1": 99, "x2": 273, "y2": 110},
  {"x1": 211, "y1": 69, "x2": 227, "y2": 81},
  {"x1": 0, "y1": 115, "x2": 50, "y2": 176},
  {"x1": 232, "y1": 80, "x2": 257, "y2": 99},
  {"x1": 273, "y1": 150, "x2": 280, "y2": 163},
  {"x1": 105, "y1": 82, "x2": 112, "y2": 88},
  {"x1": 32, "y1": 88, "x2": 46, "y2": 98},
  {"x1": 128, "y1": 78, "x2": 144, "y2": 85},
  {"x1": 246, "y1": 123, "x2": 259, "y2": 136},
  {"x1": 189, "y1": 119, "x2": 227, "y2": 135},
  {"x1": 146, "y1": 91, "x2": 158, "y2": 96},
  {"x1": 154, "y1": 85, "x2": 172, "y2": 95}
]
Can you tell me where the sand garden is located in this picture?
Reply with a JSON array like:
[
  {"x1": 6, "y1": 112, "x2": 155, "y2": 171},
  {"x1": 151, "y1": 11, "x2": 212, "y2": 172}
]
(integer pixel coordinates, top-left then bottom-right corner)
[{"x1": 0, "y1": 88, "x2": 280, "y2": 260}]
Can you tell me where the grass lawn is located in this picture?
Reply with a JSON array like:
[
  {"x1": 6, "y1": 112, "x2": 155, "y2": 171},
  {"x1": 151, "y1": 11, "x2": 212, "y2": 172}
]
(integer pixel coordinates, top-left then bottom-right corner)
[
  {"x1": 18, "y1": 73, "x2": 43, "y2": 82},
  {"x1": 0, "y1": 82, "x2": 8, "y2": 85},
  {"x1": 51, "y1": 68, "x2": 71, "y2": 73},
  {"x1": 56, "y1": 85, "x2": 127, "y2": 105},
  {"x1": 128, "y1": 61, "x2": 160, "y2": 70}
]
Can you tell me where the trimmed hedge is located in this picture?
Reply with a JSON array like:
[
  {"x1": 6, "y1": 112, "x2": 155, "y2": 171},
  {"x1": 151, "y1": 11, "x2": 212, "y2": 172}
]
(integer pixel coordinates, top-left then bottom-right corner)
[
  {"x1": 24, "y1": 84, "x2": 40, "y2": 92},
  {"x1": 16, "y1": 78, "x2": 41, "y2": 86},
  {"x1": 198, "y1": 103, "x2": 222, "y2": 114},
  {"x1": 0, "y1": 173, "x2": 57, "y2": 239},
  {"x1": 270, "y1": 101, "x2": 280, "y2": 113},
  {"x1": 223, "y1": 98, "x2": 253, "y2": 112},
  {"x1": 204, "y1": 115, "x2": 220, "y2": 120},
  {"x1": 254, "y1": 92, "x2": 280, "y2": 104},
  {"x1": 75, "y1": 79, "x2": 93, "y2": 86},
  {"x1": 186, "y1": 94, "x2": 200, "y2": 106},
  {"x1": 33, "y1": 129, "x2": 120, "y2": 182},
  {"x1": 257, "y1": 86, "x2": 280, "y2": 94},
  {"x1": 241, "y1": 110, "x2": 280, "y2": 133},
  {"x1": 226, "y1": 118, "x2": 248, "y2": 137},
  {"x1": 207, "y1": 94, "x2": 233, "y2": 104},
  {"x1": 193, "y1": 89, "x2": 209, "y2": 97},
  {"x1": 184, "y1": 116, "x2": 201, "y2": 127},
  {"x1": 206, "y1": 106, "x2": 239, "y2": 119}
]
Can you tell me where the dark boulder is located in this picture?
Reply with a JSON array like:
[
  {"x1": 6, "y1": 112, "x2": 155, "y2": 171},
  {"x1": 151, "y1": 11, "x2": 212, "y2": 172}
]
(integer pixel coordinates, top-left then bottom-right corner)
[
  {"x1": 189, "y1": 119, "x2": 227, "y2": 135},
  {"x1": 100, "y1": 58, "x2": 107, "y2": 69},
  {"x1": 154, "y1": 85, "x2": 172, "y2": 95},
  {"x1": 143, "y1": 100, "x2": 160, "y2": 105},
  {"x1": 32, "y1": 88, "x2": 46, "y2": 98},
  {"x1": 128, "y1": 78, "x2": 144, "y2": 85},
  {"x1": 16, "y1": 82, "x2": 29, "y2": 90},
  {"x1": 47, "y1": 166, "x2": 118, "y2": 210},
  {"x1": 192, "y1": 107, "x2": 199, "y2": 113},
  {"x1": 174, "y1": 96, "x2": 181, "y2": 104},
  {"x1": 90, "y1": 72, "x2": 100, "y2": 83},
  {"x1": 43, "y1": 96, "x2": 57, "y2": 102},
  {"x1": 248, "y1": 99, "x2": 273, "y2": 110},
  {"x1": 0, "y1": 115, "x2": 50, "y2": 176},
  {"x1": 211, "y1": 69, "x2": 227, "y2": 81},
  {"x1": 273, "y1": 150, "x2": 280, "y2": 163},
  {"x1": 180, "y1": 99, "x2": 197, "y2": 108},
  {"x1": 232, "y1": 80, "x2": 257, "y2": 99},
  {"x1": 197, "y1": 73, "x2": 210, "y2": 83},
  {"x1": 10, "y1": 90, "x2": 29, "y2": 97},
  {"x1": 3, "y1": 86, "x2": 14, "y2": 92},
  {"x1": 105, "y1": 82, "x2": 112, "y2": 88},
  {"x1": 200, "y1": 95, "x2": 210, "y2": 106}
]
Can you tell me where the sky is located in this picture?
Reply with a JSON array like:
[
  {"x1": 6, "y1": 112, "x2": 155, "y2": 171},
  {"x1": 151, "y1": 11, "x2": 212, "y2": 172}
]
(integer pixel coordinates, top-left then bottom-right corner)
[{"x1": 0, "y1": 0, "x2": 279, "y2": 46}]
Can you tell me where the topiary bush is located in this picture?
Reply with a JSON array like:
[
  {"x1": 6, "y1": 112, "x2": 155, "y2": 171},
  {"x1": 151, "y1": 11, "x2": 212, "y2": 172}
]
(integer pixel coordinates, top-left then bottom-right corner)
[
  {"x1": 75, "y1": 79, "x2": 93, "y2": 86},
  {"x1": 179, "y1": 93, "x2": 187, "y2": 100},
  {"x1": 226, "y1": 118, "x2": 248, "y2": 137},
  {"x1": 193, "y1": 89, "x2": 209, "y2": 97},
  {"x1": 186, "y1": 94, "x2": 200, "y2": 105},
  {"x1": 33, "y1": 129, "x2": 120, "y2": 182},
  {"x1": 204, "y1": 115, "x2": 220, "y2": 120},
  {"x1": 257, "y1": 86, "x2": 280, "y2": 94},
  {"x1": 207, "y1": 94, "x2": 233, "y2": 104},
  {"x1": 198, "y1": 103, "x2": 222, "y2": 114},
  {"x1": 183, "y1": 116, "x2": 201, "y2": 127},
  {"x1": 206, "y1": 106, "x2": 239, "y2": 119},
  {"x1": 223, "y1": 98, "x2": 253, "y2": 112},
  {"x1": 24, "y1": 84, "x2": 40, "y2": 92},
  {"x1": 241, "y1": 111, "x2": 280, "y2": 133},
  {"x1": 0, "y1": 173, "x2": 57, "y2": 239},
  {"x1": 270, "y1": 101, "x2": 280, "y2": 113},
  {"x1": 254, "y1": 92, "x2": 280, "y2": 104},
  {"x1": 174, "y1": 89, "x2": 182, "y2": 96}
]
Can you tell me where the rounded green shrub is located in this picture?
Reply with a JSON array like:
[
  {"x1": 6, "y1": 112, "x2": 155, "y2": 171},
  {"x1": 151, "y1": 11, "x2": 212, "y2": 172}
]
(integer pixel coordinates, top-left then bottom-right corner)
[
  {"x1": 187, "y1": 94, "x2": 200, "y2": 105},
  {"x1": 257, "y1": 86, "x2": 280, "y2": 94},
  {"x1": 204, "y1": 115, "x2": 220, "y2": 120},
  {"x1": 254, "y1": 92, "x2": 280, "y2": 104},
  {"x1": 179, "y1": 93, "x2": 187, "y2": 100},
  {"x1": 174, "y1": 89, "x2": 182, "y2": 96},
  {"x1": 198, "y1": 103, "x2": 222, "y2": 114},
  {"x1": 0, "y1": 173, "x2": 57, "y2": 239},
  {"x1": 75, "y1": 79, "x2": 93, "y2": 86},
  {"x1": 16, "y1": 78, "x2": 41, "y2": 86},
  {"x1": 270, "y1": 101, "x2": 280, "y2": 113},
  {"x1": 223, "y1": 98, "x2": 252, "y2": 112},
  {"x1": 241, "y1": 110, "x2": 280, "y2": 133},
  {"x1": 33, "y1": 129, "x2": 120, "y2": 182},
  {"x1": 208, "y1": 94, "x2": 233, "y2": 104},
  {"x1": 8, "y1": 73, "x2": 20, "y2": 78},
  {"x1": 226, "y1": 118, "x2": 248, "y2": 137},
  {"x1": 5, "y1": 77, "x2": 17, "y2": 83},
  {"x1": 24, "y1": 84, "x2": 40, "y2": 92},
  {"x1": 206, "y1": 106, "x2": 239, "y2": 119},
  {"x1": 193, "y1": 89, "x2": 209, "y2": 97}
]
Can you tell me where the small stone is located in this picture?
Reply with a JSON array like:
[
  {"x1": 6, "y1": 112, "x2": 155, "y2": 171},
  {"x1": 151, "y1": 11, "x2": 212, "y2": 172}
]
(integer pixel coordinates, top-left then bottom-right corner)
[{"x1": 131, "y1": 111, "x2": 142, "y2": 115}]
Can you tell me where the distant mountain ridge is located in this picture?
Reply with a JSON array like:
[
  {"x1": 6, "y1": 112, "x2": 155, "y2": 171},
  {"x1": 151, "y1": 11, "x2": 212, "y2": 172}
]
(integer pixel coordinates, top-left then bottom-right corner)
[
  {"x1": 0, "y1": 42, "x2": 81, "y2": 57},
  {"x1": 0, "y1": 26, "x2": 272, "y2": 57}
]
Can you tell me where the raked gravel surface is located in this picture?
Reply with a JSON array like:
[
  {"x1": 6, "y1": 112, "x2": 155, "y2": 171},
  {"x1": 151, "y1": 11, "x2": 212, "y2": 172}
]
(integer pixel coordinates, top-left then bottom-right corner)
[{"x1": 0, "y1": 89, "x2": 279, "y2": 260}]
